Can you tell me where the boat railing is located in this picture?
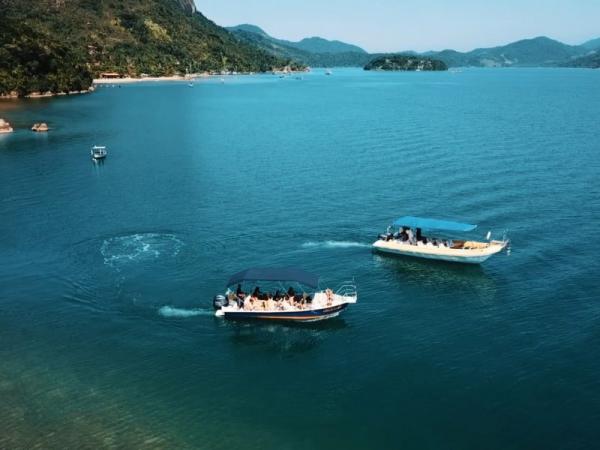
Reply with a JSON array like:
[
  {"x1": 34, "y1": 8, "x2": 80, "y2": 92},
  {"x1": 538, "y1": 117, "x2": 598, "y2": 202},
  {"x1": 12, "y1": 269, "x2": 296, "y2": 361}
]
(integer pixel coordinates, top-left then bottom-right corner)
[{"x1": 335, "y1": 280, "x2": 357, "y2": 299}]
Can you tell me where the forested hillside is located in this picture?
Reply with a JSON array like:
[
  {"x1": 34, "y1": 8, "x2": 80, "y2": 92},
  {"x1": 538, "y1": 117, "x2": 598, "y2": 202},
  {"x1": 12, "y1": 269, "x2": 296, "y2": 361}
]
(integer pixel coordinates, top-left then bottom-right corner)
[{"x1": 0, "y1": 0, "x2": 293, "y2": 96}]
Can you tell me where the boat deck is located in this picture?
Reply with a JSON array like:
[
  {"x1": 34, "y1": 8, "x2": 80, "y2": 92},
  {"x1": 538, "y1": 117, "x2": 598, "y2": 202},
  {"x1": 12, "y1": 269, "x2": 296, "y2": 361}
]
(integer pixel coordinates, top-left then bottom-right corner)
[
  {"x1": 372, "y1": 238, "x2": 507, "y2": 263},
  {"x1": 216, "y1": 292, "x2": 356, "y2": 320}
]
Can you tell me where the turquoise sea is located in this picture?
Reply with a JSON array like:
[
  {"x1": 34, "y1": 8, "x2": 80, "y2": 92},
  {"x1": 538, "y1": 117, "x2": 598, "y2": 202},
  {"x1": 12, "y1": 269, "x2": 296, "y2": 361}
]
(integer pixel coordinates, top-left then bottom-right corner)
[{"x1": 1, "y1": 68, "x2": 599, "y2": 449}]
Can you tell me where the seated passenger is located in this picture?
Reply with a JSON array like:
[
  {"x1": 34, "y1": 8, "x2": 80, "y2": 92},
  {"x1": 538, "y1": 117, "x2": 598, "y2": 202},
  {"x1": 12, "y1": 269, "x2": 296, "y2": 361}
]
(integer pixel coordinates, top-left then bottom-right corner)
[
  {"x1": 236, "y1": 284, "x2": 244, "y2": 298},
  {"x1": 297, "y1": 294, "x2": 307, "y2": 309},
  {"x1": 252, "y1": 286, "x2": 261, "y2": 298},
  {"x1": 266, "y1": 297, "x2": 275, "y2": 311},
  {"x1": 400, "y1": 227, "x2": 409, "y2": 241},
  {"x1": 227, "y1": 292, "x2": 237, "y2": 304},
  {"x1": 287, "y1": 286, "x2": 295, "y2": 298},
  {"x1": 325, "y1": 288, "x2": 334, "y2": 306}
]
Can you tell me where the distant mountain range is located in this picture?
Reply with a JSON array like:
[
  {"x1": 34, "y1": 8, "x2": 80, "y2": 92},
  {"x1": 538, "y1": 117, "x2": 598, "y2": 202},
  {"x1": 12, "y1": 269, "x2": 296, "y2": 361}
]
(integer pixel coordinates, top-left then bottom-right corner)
[
  {"x1": 581, "y1": 37, "x2": 600, "y2": 50},
  {"x1": 227, "y1": 25, "x2": 600, "y2": 69},
  {"x1": 227, "y1": 25, "x2": 371, "y2": 67},
  {"x1": 426, "y1": 36, "x2": 591, "y2": 67},
  {"x1": 227, "y1": 24, "x2": 367, "y2": 54}
]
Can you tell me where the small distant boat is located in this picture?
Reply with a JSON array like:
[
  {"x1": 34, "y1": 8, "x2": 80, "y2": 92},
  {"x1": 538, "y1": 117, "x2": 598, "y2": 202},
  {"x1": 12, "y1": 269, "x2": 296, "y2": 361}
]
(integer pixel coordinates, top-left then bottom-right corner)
[
  {"x1": 213, "y1": 267, "x2": 357, "y2": 322},
  {"x1": 325, "y1": 69, "x2": 333, "y2": 75},
  {"x1": 372, "y1": 216, "x2": 509, "y2": 264},
  {"x1": 91, "y1": 145, "x2": 107, "y2": 160},
  {"x1": 0, "y1": 118, "x2": 14, "y2": 134},
  {"x1": 188, "y1": 82, "x2": 194, "y2": 87},
  {"x1": 31, "y1": 122, "x2": 49, "y2": 132}
]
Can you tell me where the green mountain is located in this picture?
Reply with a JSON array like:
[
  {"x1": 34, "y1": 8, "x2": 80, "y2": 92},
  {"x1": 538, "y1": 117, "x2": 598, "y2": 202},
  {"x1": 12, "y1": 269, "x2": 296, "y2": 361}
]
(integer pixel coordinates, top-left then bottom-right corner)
[
  {"x1": 293, "y1": 37, "x2": 366, "y2": 54},
  {"x1": 581, "y1": 38, "x2": 600, "y2": 50},
  {"x1": 226, "y1": 26, "x2": 316, "y2": 64},
  {"x1": 429, "y1": 36, "x2": 586, "y2": 67},
  {"x1": 227, "y1": 25, "x2": 369, "y2": 67},
  {"x1": 562, "y1": 51, "x2": 600, "y2": 68},
  {"x1": 364, "y1": 55, "x2": 447, "y2": 71},
  {"x1": 0, "y1": 0, "x2": 294, "y2": 96},
  {"x1": 227, "y1": 25, "x2": 367, "y2": 54}
]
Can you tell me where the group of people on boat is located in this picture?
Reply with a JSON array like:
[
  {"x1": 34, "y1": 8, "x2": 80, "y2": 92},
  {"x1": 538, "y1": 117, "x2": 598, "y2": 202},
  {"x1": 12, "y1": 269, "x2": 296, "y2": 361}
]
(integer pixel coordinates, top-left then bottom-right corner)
[
  {"x1": 380, "y1": 226, "x2": 455, "y2": 248},
  {"x1": 227, "y1": 285, "x2": 334, "y2": 311}
]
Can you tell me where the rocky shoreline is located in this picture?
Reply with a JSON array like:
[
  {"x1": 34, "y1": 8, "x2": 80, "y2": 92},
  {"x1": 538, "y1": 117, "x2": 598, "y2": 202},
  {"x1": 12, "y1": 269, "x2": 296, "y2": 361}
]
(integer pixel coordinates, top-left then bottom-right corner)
[{"x1": 0, "y1": 88, "x2": 94, "y2": 100}]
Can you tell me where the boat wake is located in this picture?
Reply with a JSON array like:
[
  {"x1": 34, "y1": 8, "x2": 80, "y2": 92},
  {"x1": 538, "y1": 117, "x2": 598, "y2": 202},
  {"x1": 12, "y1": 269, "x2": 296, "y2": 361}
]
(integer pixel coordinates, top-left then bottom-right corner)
[
  {"x1": 101, "y1": 233, "x2": 184, "y2": 267},
  {"x1": 158, "y1": 306, "x2": 213, "y2": 318},
  {"x1": 301, "y1": 240, "x2": 369, "y2": 250}
]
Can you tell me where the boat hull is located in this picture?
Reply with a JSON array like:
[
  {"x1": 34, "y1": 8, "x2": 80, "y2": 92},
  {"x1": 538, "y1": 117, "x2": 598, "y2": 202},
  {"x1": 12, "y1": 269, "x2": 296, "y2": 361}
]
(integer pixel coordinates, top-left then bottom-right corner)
[
  {"x1": 222, "y1": 303, "x2": 348, "y2": 322},
  {"x1": 372, "y1": 239, "x2": 505, "y2": 264}
]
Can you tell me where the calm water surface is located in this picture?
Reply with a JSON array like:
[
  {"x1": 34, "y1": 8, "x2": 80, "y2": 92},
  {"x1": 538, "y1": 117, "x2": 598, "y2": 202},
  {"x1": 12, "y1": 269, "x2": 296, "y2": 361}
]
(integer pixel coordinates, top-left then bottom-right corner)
[{"x1": 1, "y1": 68, "x2": 599, "y2": 449}]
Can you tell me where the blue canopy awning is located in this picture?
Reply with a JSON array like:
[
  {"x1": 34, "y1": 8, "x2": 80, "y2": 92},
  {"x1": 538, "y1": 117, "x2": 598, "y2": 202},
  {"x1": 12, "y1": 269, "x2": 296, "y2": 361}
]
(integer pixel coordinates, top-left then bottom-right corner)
[
  {"x1": 227, "y1": 267, "x2": 319, "y2": 288},
  {"x1": 392, "y1": 216, "x2": 477, "y2": 232}
]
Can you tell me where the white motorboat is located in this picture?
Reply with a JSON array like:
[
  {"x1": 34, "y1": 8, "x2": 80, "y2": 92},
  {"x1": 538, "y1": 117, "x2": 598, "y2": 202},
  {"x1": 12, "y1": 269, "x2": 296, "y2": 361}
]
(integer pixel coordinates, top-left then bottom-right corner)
[
  {"x1": 372, "y1": 216, "x2": 509, "y2": 264},
  {"x1": 91, "y1": 145, "x2": 107, "y2": 160},
  {"x1": 213, "y1": 267, "x2": 357, "y2": 322}
]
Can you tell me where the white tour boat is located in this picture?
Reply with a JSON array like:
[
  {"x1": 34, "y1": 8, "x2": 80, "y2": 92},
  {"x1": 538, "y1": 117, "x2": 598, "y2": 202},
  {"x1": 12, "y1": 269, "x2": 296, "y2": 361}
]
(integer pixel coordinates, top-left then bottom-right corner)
[
  {"x1": 372, "y1": 216, "x2": 509, "y2": 264},
  {"x1": 91, "y1": 145, "x2": 107, "y2": 160},
  {"x1": 213, "y1": 267, "x2": 357, "y2": 322}
]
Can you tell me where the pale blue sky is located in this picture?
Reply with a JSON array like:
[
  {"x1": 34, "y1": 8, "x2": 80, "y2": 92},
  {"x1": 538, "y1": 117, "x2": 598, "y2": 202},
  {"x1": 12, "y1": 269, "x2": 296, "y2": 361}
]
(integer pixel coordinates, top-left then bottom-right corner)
[{"x1": 197, "y1": 0, "x2": 599, "y2": 52}]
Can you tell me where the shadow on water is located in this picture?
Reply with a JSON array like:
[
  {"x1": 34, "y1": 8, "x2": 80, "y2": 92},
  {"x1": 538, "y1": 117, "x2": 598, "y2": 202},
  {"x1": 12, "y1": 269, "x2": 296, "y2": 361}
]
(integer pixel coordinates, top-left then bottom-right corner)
[
  {"x1": 373, "y1": 252, "x2": 499, "y2": 302},
  {"x1": 224, "y1": 318, "x2": 348, "y2": 356}
]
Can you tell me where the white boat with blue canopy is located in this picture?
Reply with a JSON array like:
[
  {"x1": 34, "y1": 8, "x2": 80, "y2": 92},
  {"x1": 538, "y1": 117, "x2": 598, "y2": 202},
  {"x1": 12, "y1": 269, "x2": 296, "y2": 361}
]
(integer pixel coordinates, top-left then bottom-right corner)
[
  {"x1": 91, "y1": 145, "x2": 107, "y2": 160},
  {"x1": 213, "y1": 267, "x2": 357, "y2": 322},
  {"x1": 372, "y1": 216, "x2": 509, "y2": 264}
]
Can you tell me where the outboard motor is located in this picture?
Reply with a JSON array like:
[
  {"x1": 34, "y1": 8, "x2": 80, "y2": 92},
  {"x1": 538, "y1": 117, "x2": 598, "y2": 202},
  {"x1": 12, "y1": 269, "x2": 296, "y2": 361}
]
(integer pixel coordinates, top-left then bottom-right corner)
[{"x1": 213, "y1": 294, "x2": 228, "y2": 310}]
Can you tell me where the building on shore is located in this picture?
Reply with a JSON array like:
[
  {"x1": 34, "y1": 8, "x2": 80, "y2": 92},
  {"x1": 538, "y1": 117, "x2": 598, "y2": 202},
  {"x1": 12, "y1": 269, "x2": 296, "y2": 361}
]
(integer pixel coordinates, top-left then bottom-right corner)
[{"x1": 99, "y1": 72, "x2": 121, "y2": 79}]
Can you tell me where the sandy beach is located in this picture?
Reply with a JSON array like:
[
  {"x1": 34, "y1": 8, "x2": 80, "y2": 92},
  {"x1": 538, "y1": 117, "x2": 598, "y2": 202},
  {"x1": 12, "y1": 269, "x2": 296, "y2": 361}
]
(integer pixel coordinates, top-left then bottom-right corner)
[{"x1": 92, "y1": 75, "x2": 208, "y2": 84}]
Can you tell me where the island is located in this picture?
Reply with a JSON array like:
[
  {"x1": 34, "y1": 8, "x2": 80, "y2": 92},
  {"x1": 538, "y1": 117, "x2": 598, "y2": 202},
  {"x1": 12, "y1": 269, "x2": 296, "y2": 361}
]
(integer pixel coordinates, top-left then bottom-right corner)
[{"x1": 364, "y1": 55, "x2": 448, "y2": 71}]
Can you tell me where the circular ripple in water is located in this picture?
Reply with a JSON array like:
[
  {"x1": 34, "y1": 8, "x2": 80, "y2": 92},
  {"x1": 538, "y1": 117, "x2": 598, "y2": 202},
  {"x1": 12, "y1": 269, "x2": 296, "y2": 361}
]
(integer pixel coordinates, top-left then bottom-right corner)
[{"x1": 100, "y1": 233, "x2": 184, "y2": 268}]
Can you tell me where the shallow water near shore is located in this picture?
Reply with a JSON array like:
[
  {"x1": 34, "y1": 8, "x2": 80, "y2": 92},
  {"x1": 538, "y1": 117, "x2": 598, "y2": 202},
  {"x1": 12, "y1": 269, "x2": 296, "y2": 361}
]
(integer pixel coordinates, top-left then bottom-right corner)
[{"x1": 1, "y1": 68, "x2": 600, "y2": 449}]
